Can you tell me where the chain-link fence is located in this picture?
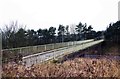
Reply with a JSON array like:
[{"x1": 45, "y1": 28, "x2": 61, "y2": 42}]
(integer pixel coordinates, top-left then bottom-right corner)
[{"x1": 2, "y1": 39, "x2": 94, "y2": 63}]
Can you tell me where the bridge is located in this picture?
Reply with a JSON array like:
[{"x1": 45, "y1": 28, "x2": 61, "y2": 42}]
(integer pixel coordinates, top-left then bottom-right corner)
[{"x1": 21, "y1": 39, "x2": 104, "y2": 67}]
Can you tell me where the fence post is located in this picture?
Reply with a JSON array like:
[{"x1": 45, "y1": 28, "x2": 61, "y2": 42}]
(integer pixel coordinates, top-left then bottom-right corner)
[
  {"x1": 68, "y1": 42, "x2": 69, "y2": 47},
  {"x1": 52, "y1": 44, "x2": 54, "y2": 50},
  {"x1": 20, "y1": 48, "x2": 21, "y2": 54},
  {"x1": 44, "y1": 45, "x2": 46, "y2": 51}
]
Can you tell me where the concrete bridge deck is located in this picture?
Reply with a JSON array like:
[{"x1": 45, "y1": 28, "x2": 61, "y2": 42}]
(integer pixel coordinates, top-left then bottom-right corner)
[{"x1": 22, "y1": 39, "x2": 104, "y2": 67}]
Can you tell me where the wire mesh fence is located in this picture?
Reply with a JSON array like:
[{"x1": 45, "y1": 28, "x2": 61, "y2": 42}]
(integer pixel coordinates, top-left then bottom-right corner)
[{"x1": 2, "y1": 39, "x2": 94, "y2": 63}]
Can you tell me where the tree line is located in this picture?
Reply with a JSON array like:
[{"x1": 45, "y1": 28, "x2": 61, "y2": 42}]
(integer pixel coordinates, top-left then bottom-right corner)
[
  {"x1": 1, "y1": 21, "x2": 104, "y2": 49},
  {"x1": 104, "y1": 20, "x2": 120, "y2": 44}
]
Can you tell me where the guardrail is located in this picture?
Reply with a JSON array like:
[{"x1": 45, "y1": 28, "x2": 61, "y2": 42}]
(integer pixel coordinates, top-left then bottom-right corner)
[
  {"x1": 22, "y1": 39, "x2": 104, "y2": 67},
  {"x1": 2, "y1": 39, "x2": 94, "y2": 63}
]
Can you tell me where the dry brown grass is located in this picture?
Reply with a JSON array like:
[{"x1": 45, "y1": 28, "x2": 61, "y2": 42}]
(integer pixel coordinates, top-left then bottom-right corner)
[{"x1": 2, "y1": 57, "x2": 120, "y2": 78}]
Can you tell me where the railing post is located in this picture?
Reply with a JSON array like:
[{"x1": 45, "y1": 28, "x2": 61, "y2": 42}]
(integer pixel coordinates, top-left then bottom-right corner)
[
  {"x1": 20, "y1": 48, "x2": 21, "y2": 54},
  {"x1": 68, "y1": 42, "x2": 69, "y2": 47},
  {"x1": 52, "y1": 44, "x2": 54, "y2": 50},
  {"x1": 44, "y1": 45, "x2": 46, "y2": 51}
]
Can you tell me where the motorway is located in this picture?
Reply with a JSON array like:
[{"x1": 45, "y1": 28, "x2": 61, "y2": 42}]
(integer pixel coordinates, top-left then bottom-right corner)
[{"x1": 22, "y1": 39, "x2": 104, "y2": 67}]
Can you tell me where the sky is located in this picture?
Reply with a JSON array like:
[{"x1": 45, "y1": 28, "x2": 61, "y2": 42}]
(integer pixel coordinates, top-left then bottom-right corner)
[{"x1": 0, "y1": 0, "x2": 119, "y2": 31}]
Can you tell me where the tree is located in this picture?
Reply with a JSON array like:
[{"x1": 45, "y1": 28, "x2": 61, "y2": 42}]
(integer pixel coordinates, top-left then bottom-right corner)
[
  {"x1": 95, "y1": 31, "x2": 103, "y2": 38},
  {"x1": 104, "y1": 21, "x2": 120, "y2": 43},
  {"x1": 2, "y1": 21, "x2": 19, "y2": 49},
  {"x1": 58, "y1": 25, "x2": 65, "y2": 42},
  {"x1": 26, "y1": 29, "x2": 38, "y2": 46},
  {"x1": 37, "y1": 28, "x2": 43, "y2": 45},
  {"x1": 87, "y1": 25, "x2": 93, "y2": 32},
  {"x1": 82, "y1": 23, "x2": 88, "y2": 40},
  {"x1": 86, "y1": 25, "x2": 94, "y2": 39},
  {"x1": 64, "y1": 25, "x2": 70, "y2": 42},
  {"x1": 65, "y1": 25, "x2": 69, "y2": 35},
  {"x1": 42, "y1": 29, "x2": 49, "y2": 44},
  {"x1": 48, "y1": 27, "x2": 56, "y2": 43},
  {"x1": 70, "y1": 24, "x2": 77, "y2": 41},
  {"x1": 15, "y1": 28, "x2": 27, "y2": 47},
  {"x1": 75, "y1": 22, "x2": 84, "y2": 40}
]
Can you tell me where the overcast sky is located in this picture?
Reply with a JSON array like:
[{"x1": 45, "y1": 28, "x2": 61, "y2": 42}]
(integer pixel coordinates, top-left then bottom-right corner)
[{"x1": 0, "y1": 0, "x2": 119, "y2": 31}]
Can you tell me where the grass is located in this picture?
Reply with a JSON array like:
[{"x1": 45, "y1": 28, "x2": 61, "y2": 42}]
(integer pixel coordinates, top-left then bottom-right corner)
[{"x1": 2, "y1": 56, "x2": 120, "y2": 77}]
